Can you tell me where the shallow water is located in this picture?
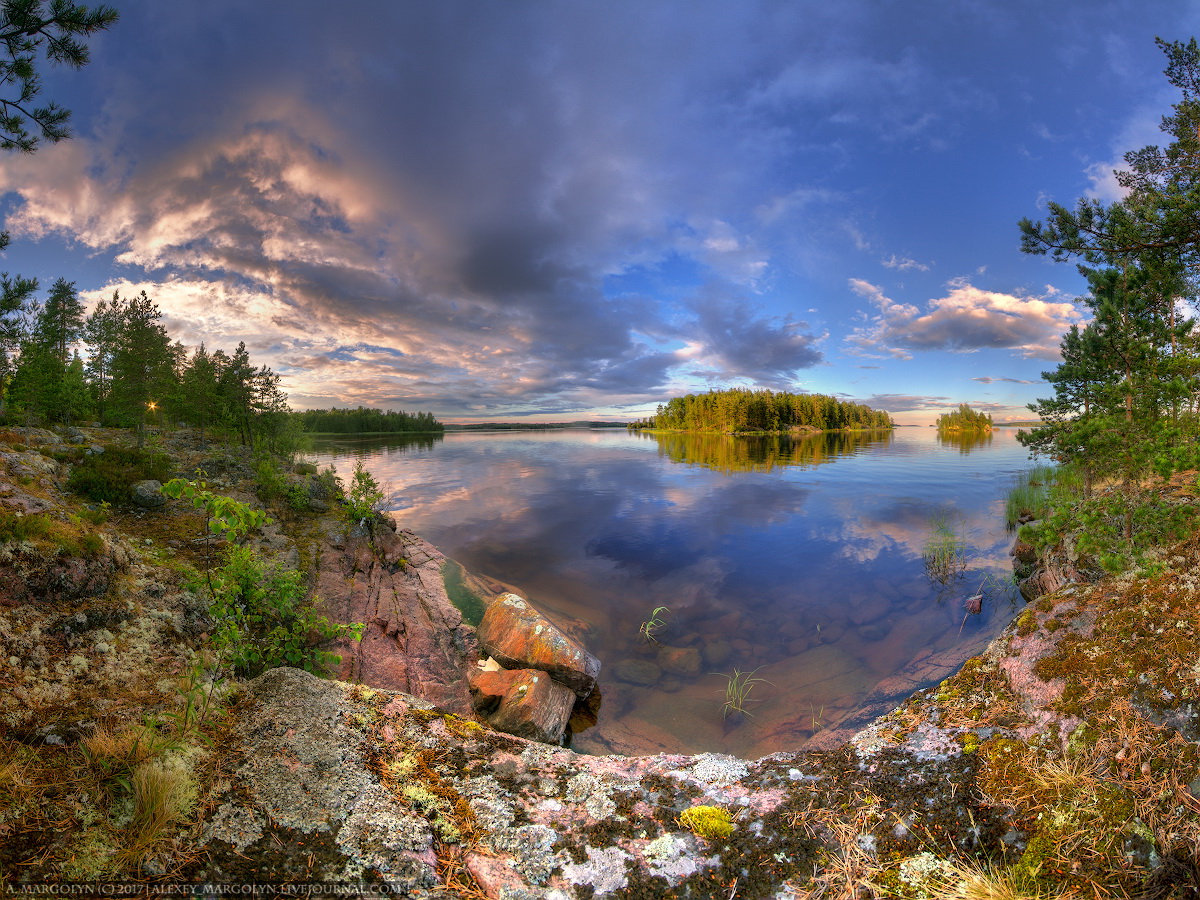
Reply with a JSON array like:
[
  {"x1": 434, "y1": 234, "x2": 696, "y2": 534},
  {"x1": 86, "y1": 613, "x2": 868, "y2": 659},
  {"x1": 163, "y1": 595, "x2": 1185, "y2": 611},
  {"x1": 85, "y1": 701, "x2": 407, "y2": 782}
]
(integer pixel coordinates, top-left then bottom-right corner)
[{"x1": 308, "y1": 426, "x2": 1032, "y2": 756}]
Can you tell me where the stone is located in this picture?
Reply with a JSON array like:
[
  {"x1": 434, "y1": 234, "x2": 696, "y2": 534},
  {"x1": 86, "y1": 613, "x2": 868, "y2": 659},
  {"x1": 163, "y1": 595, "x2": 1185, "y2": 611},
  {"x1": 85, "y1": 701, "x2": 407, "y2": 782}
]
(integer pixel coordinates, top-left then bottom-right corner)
[
  {"x1": 469, "y1": 666, "x2": 576, "y2": 744},
  {"x1": 315, "y1": 527, "x2": 479, "y2": 716},
  {"x1": 131, "y1": 479, "x2": 167, "y2": 508},
  {"x1": 656, "y1": 645, "x2": 701, "y2": 677},
  {"x1": 477, "y1": 593, "x2": 600, "y2": 698},
  {"x1": 701, "y1": 639, "x2": 732, "y2": 667},
  {"x1": 614, "y1": 658, "x2": 661, "y2": 686},
  {"x1": 64, "y1": 427, "x2": 88, "y2": 444}
]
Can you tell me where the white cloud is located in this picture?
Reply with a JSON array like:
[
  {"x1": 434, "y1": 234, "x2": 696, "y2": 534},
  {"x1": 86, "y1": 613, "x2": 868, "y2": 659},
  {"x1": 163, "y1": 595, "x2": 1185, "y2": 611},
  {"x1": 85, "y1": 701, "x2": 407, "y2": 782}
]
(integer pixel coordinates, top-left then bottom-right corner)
[{"x1": 845, "y1": 278, "x2": 1082, "y2": 360}]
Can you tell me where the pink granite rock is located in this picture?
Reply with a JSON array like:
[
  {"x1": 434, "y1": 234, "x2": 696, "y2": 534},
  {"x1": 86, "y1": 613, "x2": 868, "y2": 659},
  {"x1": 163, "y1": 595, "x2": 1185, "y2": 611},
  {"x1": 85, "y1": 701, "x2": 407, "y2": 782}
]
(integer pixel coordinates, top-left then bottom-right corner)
[
  {"x1": 316, "y1": 527, "x2": 479, "y2": 716},
  {"x1": 469, "y1": 665, "x2": 576, "y2": 744},
  {"x1": 477, "y1": 593, "x2": 600, "y2": 698}
]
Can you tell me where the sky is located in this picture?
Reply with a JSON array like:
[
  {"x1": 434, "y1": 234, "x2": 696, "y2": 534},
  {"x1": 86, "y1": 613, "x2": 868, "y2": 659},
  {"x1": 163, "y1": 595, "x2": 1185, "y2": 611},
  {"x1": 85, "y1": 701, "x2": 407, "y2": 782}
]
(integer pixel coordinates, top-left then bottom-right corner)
[{"x1": 1, "y1": 1, "x2": 1199, "y2": 425}]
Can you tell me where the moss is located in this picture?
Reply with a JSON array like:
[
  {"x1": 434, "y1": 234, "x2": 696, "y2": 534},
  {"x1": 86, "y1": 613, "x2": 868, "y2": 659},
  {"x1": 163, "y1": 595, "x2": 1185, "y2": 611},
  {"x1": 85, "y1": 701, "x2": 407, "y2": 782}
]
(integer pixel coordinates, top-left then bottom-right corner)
[
  {"x1": 678, "y1": 805, "x2": 733, "y2": 841},
  {"x1": 1016, "y1": 610, "x2": 1037, "y2": 636}
]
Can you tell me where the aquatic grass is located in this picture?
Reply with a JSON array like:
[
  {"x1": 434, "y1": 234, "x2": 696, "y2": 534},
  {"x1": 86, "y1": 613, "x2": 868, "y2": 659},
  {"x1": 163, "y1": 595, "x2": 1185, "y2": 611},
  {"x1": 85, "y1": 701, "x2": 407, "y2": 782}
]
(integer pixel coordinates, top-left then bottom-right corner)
[
  {"x1": 639, "y1": 605, "x2": 669, "y2": 643},
  {"x1": 922, "y1": 512, "x2": 968, "y2": 586},
  {"x1": 1004, "y1": 464, "x2": 1060, "y2": 530},
  {"x1": 718, "y1": 667, "x2": 770, "y2": 720}
]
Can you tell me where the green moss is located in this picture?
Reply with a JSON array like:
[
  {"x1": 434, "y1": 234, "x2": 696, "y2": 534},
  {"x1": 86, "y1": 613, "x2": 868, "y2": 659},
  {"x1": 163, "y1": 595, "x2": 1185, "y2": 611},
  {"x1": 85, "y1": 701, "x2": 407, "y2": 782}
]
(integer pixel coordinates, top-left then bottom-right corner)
[
  {"x1": 678, "y1": 804, "x2": 733, "y2": 840},
  {"x1": 1016, "y1": 610, "x2": 1037, "y2": 636}
]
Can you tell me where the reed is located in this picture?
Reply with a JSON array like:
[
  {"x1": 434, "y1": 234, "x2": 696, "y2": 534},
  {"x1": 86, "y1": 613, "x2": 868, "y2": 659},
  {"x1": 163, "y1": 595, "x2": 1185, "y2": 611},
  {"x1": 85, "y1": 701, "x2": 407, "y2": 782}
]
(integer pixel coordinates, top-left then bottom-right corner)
[{"x1": 922, "y1": 512, "x2": 967, "y2": 585}]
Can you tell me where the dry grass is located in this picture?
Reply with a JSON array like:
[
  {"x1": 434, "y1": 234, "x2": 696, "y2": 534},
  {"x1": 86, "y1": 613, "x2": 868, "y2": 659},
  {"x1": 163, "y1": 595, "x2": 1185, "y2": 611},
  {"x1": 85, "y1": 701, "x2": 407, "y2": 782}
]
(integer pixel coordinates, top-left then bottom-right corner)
[
  {"x1": 933, "y1": 860, "x2": 1057, "y2": 900},
  {"x1": 786, "y1": 794, "x2": 887, "y2": 899},
  {"x1": 116, "y1": 760, "x2": 197, "y2": 871}
]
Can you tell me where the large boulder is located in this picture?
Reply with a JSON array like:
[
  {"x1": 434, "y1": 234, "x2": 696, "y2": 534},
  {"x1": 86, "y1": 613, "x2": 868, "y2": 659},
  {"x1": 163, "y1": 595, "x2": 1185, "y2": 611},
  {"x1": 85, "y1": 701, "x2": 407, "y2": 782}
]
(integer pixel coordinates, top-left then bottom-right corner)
[
  {"x1": 477, "y1": 593, "x2": 600, "y2": 698},
  {"x1": 131, "y1": 479, "x2": 167, "y2": 508},
  {"x1": 315, "y1": 527, "x2": 479, "y2": 716},
  {"x1": 469, "y1": 665, "x2": 576, "y2": 744}
]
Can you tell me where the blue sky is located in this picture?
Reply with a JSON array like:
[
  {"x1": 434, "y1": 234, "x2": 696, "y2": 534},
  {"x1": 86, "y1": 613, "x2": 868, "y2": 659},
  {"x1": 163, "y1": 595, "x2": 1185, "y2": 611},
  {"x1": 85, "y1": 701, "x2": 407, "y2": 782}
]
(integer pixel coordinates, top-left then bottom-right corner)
[{"x1": 1, "y1": 0, "x2": 1198, "y2": 424}]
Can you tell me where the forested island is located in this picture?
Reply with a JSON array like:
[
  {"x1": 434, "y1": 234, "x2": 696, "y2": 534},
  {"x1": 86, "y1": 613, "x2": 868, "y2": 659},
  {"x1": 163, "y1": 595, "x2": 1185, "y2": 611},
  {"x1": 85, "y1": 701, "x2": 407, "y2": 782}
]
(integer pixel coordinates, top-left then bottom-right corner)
[
  {"x1": 296, "y1": 406, "x2": 443, "y2": 434},
  {"x1": 629, "y1": 387, "x2": 893, "y2": 432},
  {"x1": 936, "y1": 403, "x2": 993, "y2": 433}
]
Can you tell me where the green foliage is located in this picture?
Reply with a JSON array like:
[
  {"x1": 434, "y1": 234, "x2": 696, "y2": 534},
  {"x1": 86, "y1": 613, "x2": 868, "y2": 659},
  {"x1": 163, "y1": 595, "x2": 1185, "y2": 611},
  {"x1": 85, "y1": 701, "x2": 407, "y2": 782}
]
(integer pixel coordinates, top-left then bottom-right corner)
[
  {"x1": 635, "y1": 387, "x2": 893, "y2": 432},
  {"x1": 161, "y1": 474, "x2": 268, "y2": 540},
  {"x1": 639, "y1": 606, "x2": 668, "y2": 643},
  {"x1": 0, "y1": 1, "x2": 120, "y2": 153},
  {"x1": 1026, "y1": 490, "x2": 1198, "y2": 575},
  {"x1": 66, "y1": 445, "x2": 171, "y2": 504},
  {"x1": 253, "y1": 455, "x2": 289, "y2": 501},
  {"x1": 1005, "y1": 464, "x2": 1063, "y2": 530},
  {"x1": 296, "y1": 405, "x2": 443, "y2": 434},
  {"x1": 344, "y1": 460, "x2": 385, "y2": 531},
  {"x1": 936, "y1": 403, "x2": 993, "y2": 433},
  {"x1": 206, "y1": 545, "x2": 363, "y2": 678}
]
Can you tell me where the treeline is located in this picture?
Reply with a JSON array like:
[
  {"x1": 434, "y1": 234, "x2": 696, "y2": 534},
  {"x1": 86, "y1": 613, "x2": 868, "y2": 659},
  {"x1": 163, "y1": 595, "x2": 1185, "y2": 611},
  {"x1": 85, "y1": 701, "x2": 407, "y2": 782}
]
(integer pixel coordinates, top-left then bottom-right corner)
[
  {"x1": 0, "y1": 279, "x2": 293, "y2": 450},
  {"x1": 630, "y1": 388, "x2": 893, "y2": 432},
  {"x1": 936, "y1": 404, "x2": 993, "y2": 433},
  {"x1": 296, "y1": 407, "x2": 442, "y2": 434}
]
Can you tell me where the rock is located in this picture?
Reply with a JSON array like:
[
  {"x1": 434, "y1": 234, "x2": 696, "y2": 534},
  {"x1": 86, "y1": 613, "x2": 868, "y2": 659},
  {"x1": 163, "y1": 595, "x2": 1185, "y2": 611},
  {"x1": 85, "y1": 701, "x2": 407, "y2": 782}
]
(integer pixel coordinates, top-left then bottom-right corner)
[
  {"x1": 477, "y1": 593, "x2": 600, "y2": 698},
  {"x1": 131, "y1": 480, "x2": 166, "y2": 508},
  {"x1": 1019, "y1": 564, "x2": 1073, "y2": 603},
  {"x1": 307, "y1": 498, "x2": 329, "y2": 513},
  {"x1": 64, "y1": 427, "x2": 87, "y2": 444},
  {"x1": 656, "y1": 645, "x2": 701, "y2": 677},
  {"x1": 469, "y1": 666, "x2": 576, "y2": 744},
  {"x1": 701, "y1": 639, "x2": 732, "y2": 667},
  {"x1": 315, "y1": 527, "x2": 478, "y2": 716},
  {"x1": 614, "y1": 658, "x2": 661, "y2": 686}
]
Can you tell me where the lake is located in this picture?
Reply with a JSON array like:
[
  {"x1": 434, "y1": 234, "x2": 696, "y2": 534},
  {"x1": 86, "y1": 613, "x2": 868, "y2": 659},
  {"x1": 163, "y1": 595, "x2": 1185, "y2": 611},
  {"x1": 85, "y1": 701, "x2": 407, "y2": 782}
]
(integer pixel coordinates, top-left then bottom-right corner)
[{"x1": 307, "y1": 426, "x2": 1033, "y2": 757}]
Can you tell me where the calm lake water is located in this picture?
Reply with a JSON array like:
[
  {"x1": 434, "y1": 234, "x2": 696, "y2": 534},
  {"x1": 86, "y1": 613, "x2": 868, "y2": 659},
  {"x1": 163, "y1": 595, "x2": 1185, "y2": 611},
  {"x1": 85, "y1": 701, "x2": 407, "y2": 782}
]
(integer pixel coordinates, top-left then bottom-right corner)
[{"x1": 308, "y1": 427, "x2": 1033, "y2": 757}]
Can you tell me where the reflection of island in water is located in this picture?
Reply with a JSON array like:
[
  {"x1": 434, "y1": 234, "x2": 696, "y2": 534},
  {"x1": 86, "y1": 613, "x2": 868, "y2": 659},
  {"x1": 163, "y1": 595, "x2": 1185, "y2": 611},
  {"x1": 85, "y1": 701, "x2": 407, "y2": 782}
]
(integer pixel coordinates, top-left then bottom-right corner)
[
  {"x1": 641, "y1": 429, "x2": 893, "y2": 474},
  {"x1": 312, "y1": 431, "x2": 444, "y2": 457},
  {"x1": 936, "y1": 431, "x2": 994, "y2": 454}
]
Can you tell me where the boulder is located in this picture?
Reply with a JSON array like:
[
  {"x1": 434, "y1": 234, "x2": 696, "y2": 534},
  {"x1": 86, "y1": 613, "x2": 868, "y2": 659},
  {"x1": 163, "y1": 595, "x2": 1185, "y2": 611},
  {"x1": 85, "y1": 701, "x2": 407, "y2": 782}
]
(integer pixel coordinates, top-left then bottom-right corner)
[
  {"x1": 316, "y1": 528, "x2": 479, "y2": 716},
  {"x1": 477, "y1": 593, "x2": 600, "y2": 698},
  {"x1": 131, "y1": 480, "x2": 166, "y2": 508},
  {"x1": 614, "y1": 658, "x2": 661, "y2": 686},
  {"x1": 469, "y1": 665, "x2": 576, "y2": 744},
  {"x1": 656, "y1": 645, "x2": 701, "y2": 677}
]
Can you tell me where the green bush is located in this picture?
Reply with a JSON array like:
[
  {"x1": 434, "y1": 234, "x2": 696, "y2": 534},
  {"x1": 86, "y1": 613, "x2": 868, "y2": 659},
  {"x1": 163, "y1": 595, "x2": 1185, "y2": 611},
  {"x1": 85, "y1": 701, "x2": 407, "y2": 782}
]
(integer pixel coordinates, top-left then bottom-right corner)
[
  {"x1": 67, "y1": 447, "x2": 172, "y2": 504},
  {"x1": 344, "y1": 460, "x2": 385, "y2": 531},
  {"x1": 207, "y1": 546, "x2": 363, "y2": 677}
]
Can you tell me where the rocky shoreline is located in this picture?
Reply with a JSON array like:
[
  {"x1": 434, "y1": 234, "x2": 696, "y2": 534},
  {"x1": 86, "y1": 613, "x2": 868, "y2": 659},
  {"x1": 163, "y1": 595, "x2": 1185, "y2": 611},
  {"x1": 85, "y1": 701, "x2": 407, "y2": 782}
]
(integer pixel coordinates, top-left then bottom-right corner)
[{"x1": 3, "y1": 426, "x2": 1200, "y2": 897}]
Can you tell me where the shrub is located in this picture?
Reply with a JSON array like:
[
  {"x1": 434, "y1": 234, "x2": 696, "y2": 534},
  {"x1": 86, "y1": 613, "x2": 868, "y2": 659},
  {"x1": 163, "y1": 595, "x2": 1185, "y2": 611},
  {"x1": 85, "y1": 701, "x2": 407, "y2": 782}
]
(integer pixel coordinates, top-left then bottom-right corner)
[
  {"x1": 345, "y1": 460, "x2": 385, "y2": 532},
  {"x1": 67, "y1": 446, "x2": 172, "y2": 504},
  {"x1": 207, "y1": 545, "x2": 363, "y2": 677}
]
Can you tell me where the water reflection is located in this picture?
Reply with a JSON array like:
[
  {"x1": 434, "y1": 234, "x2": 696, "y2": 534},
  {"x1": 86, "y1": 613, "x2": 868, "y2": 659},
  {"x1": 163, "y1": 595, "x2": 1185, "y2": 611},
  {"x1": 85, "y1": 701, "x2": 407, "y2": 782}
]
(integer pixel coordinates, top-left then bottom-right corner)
[
  {"x1": 936, "y1": 430, "x2": 994, "y2": 454},
  {"x1": 308, "y1": 428, "x2": 1030, "y2": 758},
  {"x1": 644, "y1": 428, "x2": 892, "y2": 473}
]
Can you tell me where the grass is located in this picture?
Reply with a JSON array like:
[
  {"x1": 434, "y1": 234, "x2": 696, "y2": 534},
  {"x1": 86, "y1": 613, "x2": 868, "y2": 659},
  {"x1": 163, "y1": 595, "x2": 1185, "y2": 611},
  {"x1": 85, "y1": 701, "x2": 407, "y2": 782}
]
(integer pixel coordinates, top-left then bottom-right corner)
[
  {"x1": 922, "y1": 511, "x2": 968, "y2": 585},
  {"x1": 639, "y1": 605, "x2": 669, "y2": 643},
  {"x1": 718, "y1": 667, "x2": 770, "y2": 719}
]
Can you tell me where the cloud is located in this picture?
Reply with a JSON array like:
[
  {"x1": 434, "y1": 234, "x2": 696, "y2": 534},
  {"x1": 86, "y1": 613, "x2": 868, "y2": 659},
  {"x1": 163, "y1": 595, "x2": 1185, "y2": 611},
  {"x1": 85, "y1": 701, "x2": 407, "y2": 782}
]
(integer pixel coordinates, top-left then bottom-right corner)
[
  {"x1": 845, "y1": 278, "x2": 1082, "y2": 360},
  {"x1": 674, "y1": 285, "x2": 827, "y2": 387},
  {"x1": 881, "y1": 254, "x2": 930, "y2": 272},
  {"x1": 972, "y1": 375, "x2": 1036, "y2": 385}
]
